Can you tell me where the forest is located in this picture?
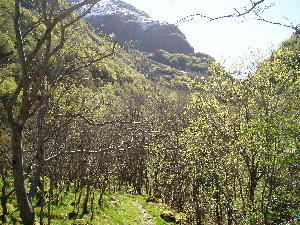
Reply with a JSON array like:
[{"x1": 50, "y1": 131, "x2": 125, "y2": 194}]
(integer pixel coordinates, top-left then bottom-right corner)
[{"x1": 0, "y1": 0, "x2": 299, "y2": 224}]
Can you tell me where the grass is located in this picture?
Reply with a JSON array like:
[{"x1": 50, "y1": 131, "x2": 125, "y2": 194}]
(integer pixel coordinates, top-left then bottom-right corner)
[
  {"x1": 38, "y1": 191, "x2": 144, "y2": 225},
  {"x1": 93, "y1": 194, "x2": 143, "y2": 225},
  {"x1": 0, "y1": 179, "x2": 178, "y2": 225},
  {"x1": 133, "y1": 195, "x2": 176, "y2": 225}
]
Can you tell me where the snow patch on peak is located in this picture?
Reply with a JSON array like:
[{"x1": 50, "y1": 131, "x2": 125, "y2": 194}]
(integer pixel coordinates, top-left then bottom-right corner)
[{"x1": 70, "y1": 0, "x2": 164, "y2": 29}]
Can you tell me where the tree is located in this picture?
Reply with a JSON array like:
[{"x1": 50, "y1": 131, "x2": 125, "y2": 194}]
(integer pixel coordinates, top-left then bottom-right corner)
[
  {"x1": 180, "y1": 42, "x2": 299, "y2": 223},
  {"x1": 177, "y1": 0, "x2": 299, "y2": 31},
  {"x1": 2, "y1": 0, "x2": 116, "y2": 224}
]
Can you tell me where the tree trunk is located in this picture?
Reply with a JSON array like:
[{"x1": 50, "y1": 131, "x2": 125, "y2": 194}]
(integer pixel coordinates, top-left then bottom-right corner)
[
  {"x1": 1, "y1": 167, "x2": 9, "y2": 222},
  {"x1": 11, "y1": 124, "x2": 35, "y2": 225},
  {"x1": 192, "y1": 181, "x2": 203, "y2": 225},
  {"x1": 1, "y1": 194, "x2": 8, "y2": 222},
  {"x1": 249, "y1": 170, "x2": 258, "y2": 206},
  {"x1": 28, "y1": 105, "x2": 46, "y2": 202},
  {"x1": 82, "y1": 184, "x2": 90, "y2": 215},
  {"x1": 90, "y1": 189, "x2": 95, "y2": 221},
  {"x1": 39, "y1": 177, "x2": 45, "y2": 225},
  {"x1": 227, "y1": 207, "x2": 233, "y2": 225},
  {"x1": 215, "y1": 190, "x2": 222, "y2": 225}
]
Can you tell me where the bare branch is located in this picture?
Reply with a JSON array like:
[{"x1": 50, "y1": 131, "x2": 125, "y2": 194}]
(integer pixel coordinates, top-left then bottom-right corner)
[
  {"x1": 28, "y1": 75, "x2": 66, "y2": 117},
  {"x1": 7, "y1": 83, "x2": 22, "y2": 125},
  {"x1": 176, "y1": 0, "x2": 267, "y2": 24},
  {"x1": 69, "y1": 40, "x2": 118, "y2": 72},
  {"x1": 48, "y1": 2, "x2": 98, "y2": 59},
  {"x1": 48, "y1": 23, "x2": 66, "y2": 58},
  {"x1": 64, "y1": 4, "x2": 95, "y2": 29},
  {"x1": 21, "y1": 18, "x2": 43, "y2": 39},
  {"x1": 54, "y1": 113, "x2": 139, "y2": 127},
  {"x1": 176, "y1": 0, "x2": 298, "y2": 30},
  {"x1": 256, "y1": 17, "x2": 298, "y2": 30},
  {"x1": 26, "y1": 0, "x2": 101, "y2": 65},
  {"x1": 45, "y1": 147, "x2": 114, "y2": 162},
  {"x1": 49, "y1": 0, "x2": 59, "y2": 19},
  {"x1": 14, "y1": 0, "x2": 26, "y2": 66}
]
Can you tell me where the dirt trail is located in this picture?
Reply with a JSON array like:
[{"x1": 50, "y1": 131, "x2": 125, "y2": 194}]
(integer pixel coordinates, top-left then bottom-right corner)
[{"x1": 132, "y1": 199, "x2": 154, "y2": 225}]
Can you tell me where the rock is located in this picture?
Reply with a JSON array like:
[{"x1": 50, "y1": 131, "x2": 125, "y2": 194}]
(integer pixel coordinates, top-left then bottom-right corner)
[
  {"x1": 70, "y1": 201, "x2": 77, "y2": 206},
  {"x1": 67, "y1": 210, "x2": 78, "y2": 219},
  {"x1": 73, "y1": 219, "x2": 87, "y2": 225},
  {"x1": 11, "y1": 216, "x2": 22, "y2": 223},
  {"x1": 160, "y1": 210, "x2": 176, "y2": 223},
  {"x1": 146, "y1": 196, "x2": 162, "y2": 203},
  {"x1": 51, "y1": 198, "x2": 59, "y2": 205},
  {"x1": 160, "y1": 211, "x2": 190, "y2": 224},
  {"x1": 79, "y1": 0, "x2": 194, "y2": 55},
  {"x1": 109, "y1": 196, "x2": 119, "y2": 206},
  {"x1": 52, "y1": 213, "x2": 66, "y2": 220},
  {"x1": 175, "y1": 212, "x2": 190, "y2": 224},
  {"x1": 0, "y1": 215, "x2": 8, "y2": 222}
]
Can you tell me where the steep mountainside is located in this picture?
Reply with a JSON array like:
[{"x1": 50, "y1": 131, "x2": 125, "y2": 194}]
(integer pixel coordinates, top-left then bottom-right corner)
[
  {"x1": 70, "y1": 0, "x2": 194, "y2": 54},
  {"x1": 1, "y1": 1, "x2": 299, "y2": 224}
]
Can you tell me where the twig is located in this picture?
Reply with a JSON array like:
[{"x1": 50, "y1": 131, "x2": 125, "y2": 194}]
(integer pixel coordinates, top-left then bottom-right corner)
[{"x1": 176, "y1": 0, "x2": 267, "y2": 25}]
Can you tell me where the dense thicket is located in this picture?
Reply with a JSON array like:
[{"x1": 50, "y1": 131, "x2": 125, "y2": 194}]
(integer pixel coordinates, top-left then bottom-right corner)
[
  {"x1": 151, "y1": 49, "x2": 215, "y2": 74},
  {"x1": 180, "y1": 45, "x2": 300, "y2": 223},
  {"x1": 0, "y1": 0, "x2": 299, "y2": 224}
]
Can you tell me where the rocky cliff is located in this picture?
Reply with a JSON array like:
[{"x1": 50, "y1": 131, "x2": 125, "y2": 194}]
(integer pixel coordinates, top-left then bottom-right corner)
[{"x1": 70, "y1": 0, "x2": 194, "y2": 54}]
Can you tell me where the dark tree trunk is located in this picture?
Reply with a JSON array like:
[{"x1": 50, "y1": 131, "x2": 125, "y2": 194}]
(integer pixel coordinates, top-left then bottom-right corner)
[
  {"x1": 249, "y1": 169, "x2": 258, "y2": 206},
  {"x1": 228, "y1": 207, "x2": 233, "y2": 225},
  {"x1": 1, "y1": 194, "x2": 8, "y2": 222},
  {"x1": 1, "y1": 167, "x2": 9, "y2": 222},
  {"x1": 215, "y1": 190, "x2": 222, "y2": 225},
  {"x1": 192, "y1": 181, "x2": 203, "y2": 225},
  {"x1": 11, "y1": 124, "x2": 35, "y2": 225},
  {"x1": 39, "y1": 178, "x2": 45, "y2": 225},
  {"x1": 82, "y1": 184, "x2": 90, "y2": 215},
  {"x1": 28, "y1": 105, "x2": 46, "y2": 203},
  {"x1": 90, "y1": 189, "x2": 95, "y2": 221},
  {"x1": 98, "y1": 177, "x2": 109, "y2": 207}
]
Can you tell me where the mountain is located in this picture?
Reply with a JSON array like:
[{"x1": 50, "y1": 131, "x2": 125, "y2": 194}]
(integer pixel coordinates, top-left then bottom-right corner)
[{"x1": 69, "y1": 0, "x2": 194, "y2": 54}]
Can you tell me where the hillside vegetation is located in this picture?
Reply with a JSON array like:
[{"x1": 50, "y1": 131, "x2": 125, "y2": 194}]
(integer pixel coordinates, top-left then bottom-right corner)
[{"x1": 0, "y1": 0, "x2": 299, "y2": 224}]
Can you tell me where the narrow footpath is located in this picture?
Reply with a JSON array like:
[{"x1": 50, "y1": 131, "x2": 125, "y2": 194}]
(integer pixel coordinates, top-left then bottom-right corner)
[{"x1": 132, "y1": 199, "x2": 154, "y2": 225}]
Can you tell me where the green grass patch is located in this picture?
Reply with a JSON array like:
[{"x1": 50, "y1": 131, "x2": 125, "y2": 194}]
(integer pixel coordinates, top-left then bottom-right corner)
[
  {"x1": 0, "y1": 176, "x2": 179, "y2": 225},
  {"x1": 95, "y1": 193, "x2": 143, "y2": 224},
  {"x1": 37, "y1": 191, "x2": 144, "y2": 225},
  {"x1": 133, "y1": 195, "x2": 176, "y2": 225}
]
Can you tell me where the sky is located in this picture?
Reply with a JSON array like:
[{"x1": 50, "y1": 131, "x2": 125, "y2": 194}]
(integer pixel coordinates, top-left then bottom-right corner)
[{"x1": 122, "y1": 0, "x2": 300, "y2": 69}]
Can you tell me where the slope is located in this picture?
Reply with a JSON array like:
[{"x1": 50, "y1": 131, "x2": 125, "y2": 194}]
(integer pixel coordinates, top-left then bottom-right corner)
[{"x1": 69, "y1": 0, "x2": 195, "y2": 54}]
